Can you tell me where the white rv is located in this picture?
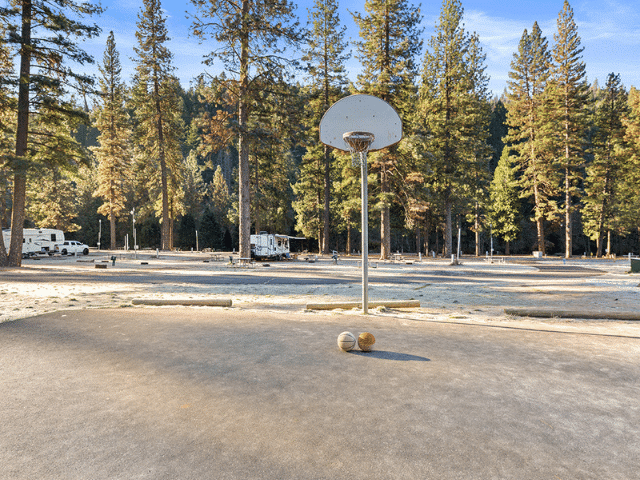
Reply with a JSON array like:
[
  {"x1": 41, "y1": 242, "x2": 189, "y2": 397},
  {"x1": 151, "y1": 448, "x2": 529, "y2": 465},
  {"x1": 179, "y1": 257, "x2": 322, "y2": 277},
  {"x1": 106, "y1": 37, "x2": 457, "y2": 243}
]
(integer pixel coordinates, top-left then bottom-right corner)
[
  {"x1": 2, "y1": 228, "x2": 65, "y2": 257},
  {"x1": 250, "y1": 232, "x2": 302, "y2": 260}
]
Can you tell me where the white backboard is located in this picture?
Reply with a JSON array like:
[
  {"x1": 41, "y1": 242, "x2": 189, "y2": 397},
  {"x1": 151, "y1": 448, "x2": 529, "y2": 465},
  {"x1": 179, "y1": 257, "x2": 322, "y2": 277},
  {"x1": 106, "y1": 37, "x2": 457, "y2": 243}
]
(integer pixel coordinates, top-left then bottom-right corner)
[{"x1": 319, "y1": 94, "x2": 403, "y2": 152}]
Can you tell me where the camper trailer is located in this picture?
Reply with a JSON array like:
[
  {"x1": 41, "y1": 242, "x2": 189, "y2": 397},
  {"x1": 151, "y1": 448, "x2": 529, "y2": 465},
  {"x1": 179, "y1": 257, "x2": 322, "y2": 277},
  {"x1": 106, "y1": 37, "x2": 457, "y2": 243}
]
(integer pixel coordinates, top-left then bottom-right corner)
[
  {"x1": 2, "y1": 228, "x2": 65, "y2": 257},
  {"x1": 250, "y1": 232, "x2": 300, "y2": 260}
]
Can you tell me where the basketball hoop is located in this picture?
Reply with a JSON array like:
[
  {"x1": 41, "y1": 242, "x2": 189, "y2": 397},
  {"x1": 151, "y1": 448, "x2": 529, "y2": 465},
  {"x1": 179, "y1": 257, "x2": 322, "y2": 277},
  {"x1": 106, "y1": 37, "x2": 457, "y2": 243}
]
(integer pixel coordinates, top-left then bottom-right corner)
[
  {"x1": 343, "y1": 131, "x2": 375, "y2": 167},
  {"x1": 320, "y1": 95, "x2": 403, "y2": 315}
]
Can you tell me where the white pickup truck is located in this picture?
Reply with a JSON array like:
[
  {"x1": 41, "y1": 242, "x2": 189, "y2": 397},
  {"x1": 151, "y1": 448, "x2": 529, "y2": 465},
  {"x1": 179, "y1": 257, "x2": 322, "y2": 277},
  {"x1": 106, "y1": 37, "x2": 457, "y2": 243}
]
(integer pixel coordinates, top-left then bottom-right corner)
[{"x1": 55, "y1": 240, "x2": 90, "y2": 256}]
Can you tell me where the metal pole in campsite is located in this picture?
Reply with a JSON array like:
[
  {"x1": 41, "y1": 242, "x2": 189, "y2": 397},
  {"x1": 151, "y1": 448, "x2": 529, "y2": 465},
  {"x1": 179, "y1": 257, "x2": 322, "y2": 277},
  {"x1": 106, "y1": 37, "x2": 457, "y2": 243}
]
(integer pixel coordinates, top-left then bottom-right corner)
[{"x1": 361, "y1": 151, "x2": 368, "y2": 314}]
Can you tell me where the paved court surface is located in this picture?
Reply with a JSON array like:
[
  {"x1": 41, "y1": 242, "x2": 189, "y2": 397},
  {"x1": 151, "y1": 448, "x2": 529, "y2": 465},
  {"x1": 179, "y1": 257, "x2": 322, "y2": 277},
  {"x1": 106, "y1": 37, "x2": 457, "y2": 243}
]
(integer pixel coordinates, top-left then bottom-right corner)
[{"x1": 1, "y1": 307, "x2": 639, "y2": 479}]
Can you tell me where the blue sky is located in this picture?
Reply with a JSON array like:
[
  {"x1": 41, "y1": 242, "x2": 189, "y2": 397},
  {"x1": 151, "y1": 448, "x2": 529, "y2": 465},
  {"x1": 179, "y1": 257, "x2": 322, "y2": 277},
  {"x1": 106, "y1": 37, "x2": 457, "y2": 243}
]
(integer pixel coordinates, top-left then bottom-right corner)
[{"x1": 77, "y1": 0, "x2": 640, "y2": 97}]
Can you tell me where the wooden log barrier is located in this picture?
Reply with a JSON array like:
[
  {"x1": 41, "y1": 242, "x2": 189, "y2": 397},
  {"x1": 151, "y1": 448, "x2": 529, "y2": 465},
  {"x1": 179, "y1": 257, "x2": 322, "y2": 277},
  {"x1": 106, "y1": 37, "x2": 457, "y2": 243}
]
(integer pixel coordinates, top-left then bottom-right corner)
[
  {"x1": 504, "y1": 308, "x2": 640, "y2": 321},
  {"x1": 306, "y1": 300, "x2": 420, "y2": 311},
  {"x1": 132, "y1": 299, "x2": 232, "y2": 307}
]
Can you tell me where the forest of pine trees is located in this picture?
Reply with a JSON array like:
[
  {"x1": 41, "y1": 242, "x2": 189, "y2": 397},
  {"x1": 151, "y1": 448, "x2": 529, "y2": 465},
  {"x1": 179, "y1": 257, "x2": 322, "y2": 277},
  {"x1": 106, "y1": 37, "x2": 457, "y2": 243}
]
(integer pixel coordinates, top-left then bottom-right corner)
[{"x1": 1, "y1": 0, "x2": 640, "y2": 267}]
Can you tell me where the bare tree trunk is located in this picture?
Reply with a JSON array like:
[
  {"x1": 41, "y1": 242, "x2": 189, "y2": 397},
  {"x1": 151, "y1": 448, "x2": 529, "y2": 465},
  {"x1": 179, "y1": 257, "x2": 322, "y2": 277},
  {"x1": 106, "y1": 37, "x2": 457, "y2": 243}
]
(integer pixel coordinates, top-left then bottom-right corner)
[
  {"x1": 238, "y1": 0, "x2": 251, "y2": 260},
  {"x1": 8, "y1": 0, "x2": 32, "y2": 267},
  {"x1": 607, "y1": 230, "x2": 612, "y2": 256},
  {"x1": 346, "y1": 219, "x2": 351, "y2": 255},
  {"x1": 317, "y1": 188, "x2": 322, "y2": 254},
  {"x1": 424, "y1": 218, "x2": 430, "y2": 257},
  {"x1": 253, "y1": 155, "x2": 260, "y2": 235},
  {"x1": 415, "y1": 226, "x2": 421, "y2": 255},
  {"x1": 380, "y1": 165, "x2": 390, "y2": 259},
  {"x1": 565, "y1": 166, "x2": 572, "y2": 258},
  {"x1": 444, "y1": 197, "x2": 452, "y2": 257},
  {"x1": 109, "y1": 206, "x2": 116, "y2": 250},
  {"x1": 474, "y1": 202, "x2": 480, "y2": 256},
  {"x1": 154, "y1": 80, "x2": 169, "y2": 250}
]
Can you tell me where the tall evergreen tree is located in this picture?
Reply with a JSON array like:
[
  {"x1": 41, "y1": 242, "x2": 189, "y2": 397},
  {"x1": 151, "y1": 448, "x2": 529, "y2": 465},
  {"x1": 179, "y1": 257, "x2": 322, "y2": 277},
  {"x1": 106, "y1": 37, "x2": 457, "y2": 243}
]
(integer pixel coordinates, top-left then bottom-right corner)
[
  {"x1": 28, "y1": 103, "x2": 91, "y2": 230},
  {"x1": 488, "y1": 148, "x2": 521, "y2": 254},
  {"x1": 582, "y1": 73, "x2": 627, "y2": 257},
  {"x1": 190, "y1": 0, "x2": 302, "y2": 259},
  {"x1": 418, "y1": 0, "x2": 490, "y2": 257},
  {"x1": 132, "y1": 0, "x2": 184, "y2": 250},
  {"x1": 247, "y1": 84, "x2": 299, "y2": 235},
  {"x1": 331, "y1": 153, "x2": 361, "y2": 254},
  {"x1": 181, "y1": 149, "x2": 206, "y2": 219},
  {"x1": 487, "y1": 99, "x2": 507, "y2": 173},
  {"x1": 0, "y1": 24, "x2": 15, "y2": 264},
  {"x1": 547, "y1": 0, "x2": 589, "y2": 257},
  {"x1": 92, "y1": 31, "x2": 131, "y2": 250},
  {"x1": 0, "y1": 0, "x2": 101, "y2": 266},
  {"x1": 619, "y1": 87, "x2": 640, "y2": 246},
  {"x1": 298, "y1": 0, "x2": 350, "y2": 253},
  {"x1": 353, "y1": 0, "x2": 422, "y2": 259},
  {"x1": 504, "y1": 22, "x2": 559, "y2": 254},
  {"x1": 26, "y1": 164, "x2": 80, "y2": 232},
  {"x1": 209, "y1": 164, "x2": 230, "y2": 227}
]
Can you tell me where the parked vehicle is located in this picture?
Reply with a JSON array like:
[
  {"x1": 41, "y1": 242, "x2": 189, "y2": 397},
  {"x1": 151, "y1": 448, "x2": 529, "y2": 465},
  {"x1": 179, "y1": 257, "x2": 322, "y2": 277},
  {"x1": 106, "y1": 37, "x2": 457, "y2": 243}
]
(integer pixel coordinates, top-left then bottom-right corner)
[
  {"x1": 2, "y1": 228, "x2": 65, "y2": 257},
  {"x1": 250, "y1": 232, "x2": 304, "y2": 260},
  {"x1": 55, "y1": 240, "x2": 90, "y2": 256}
]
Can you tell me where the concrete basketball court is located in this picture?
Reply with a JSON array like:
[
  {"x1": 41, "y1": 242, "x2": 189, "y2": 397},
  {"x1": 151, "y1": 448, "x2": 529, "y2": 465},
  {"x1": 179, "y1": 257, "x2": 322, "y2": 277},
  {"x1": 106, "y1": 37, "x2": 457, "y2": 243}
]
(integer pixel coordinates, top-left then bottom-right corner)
[{"x1": 1, "y1": 307, "x2": 638, "y2": 479}]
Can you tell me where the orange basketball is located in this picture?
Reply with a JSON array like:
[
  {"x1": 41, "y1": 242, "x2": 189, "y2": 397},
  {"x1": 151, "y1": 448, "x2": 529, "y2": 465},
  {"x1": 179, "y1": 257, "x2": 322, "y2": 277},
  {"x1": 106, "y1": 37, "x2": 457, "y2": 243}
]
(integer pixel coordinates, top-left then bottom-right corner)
[{"x1": 358, "y1": 332, "x2": 375, "y2": 352}]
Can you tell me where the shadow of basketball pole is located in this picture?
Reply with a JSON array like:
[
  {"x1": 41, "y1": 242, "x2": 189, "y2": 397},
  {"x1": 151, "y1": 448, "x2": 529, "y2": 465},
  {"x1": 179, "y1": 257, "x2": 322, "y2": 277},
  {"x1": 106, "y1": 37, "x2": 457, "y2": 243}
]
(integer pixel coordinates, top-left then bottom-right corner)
[{"x1": 348, "y1": 350, "x2": 430, "y2": 362}]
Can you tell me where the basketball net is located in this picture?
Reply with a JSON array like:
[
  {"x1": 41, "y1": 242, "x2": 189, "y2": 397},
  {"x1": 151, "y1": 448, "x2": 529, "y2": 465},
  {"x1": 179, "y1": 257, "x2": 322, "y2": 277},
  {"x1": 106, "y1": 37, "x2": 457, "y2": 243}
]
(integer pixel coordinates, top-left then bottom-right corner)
[{"x1": 343, "y1": 131, "x2": 375, "y2": 167}]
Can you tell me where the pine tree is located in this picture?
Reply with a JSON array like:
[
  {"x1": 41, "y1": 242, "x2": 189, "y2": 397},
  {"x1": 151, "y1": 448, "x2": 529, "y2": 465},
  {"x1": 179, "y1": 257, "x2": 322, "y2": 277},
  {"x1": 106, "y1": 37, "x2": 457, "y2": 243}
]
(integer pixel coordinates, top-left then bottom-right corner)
[
  {"x1": 91, "y1": 31, "x2": 131, "y2": 250},
  {"x1": 26, "y1": 165, "x2": 80, "y2": 232},
  {"x1": 131, "y1": 0, "x2": 184, "y2": 250},
  {"x1": 547, "y1": 0, "x2": 589, "y2": 257},
  {"x1": 0, "y1": 24, "x2": 15, "y2": 264},
  {"x1": 209, "y1": 164, "x2": 230, "y2": 227},
  {"x1": 488, "y1": 148, "x2": 521, "y2": 254},
  {"x1": 331, "y1": 153, "x2": 361, "y2": 254},
  {"x1": 620, "y1": 87, "x2": 640, "y2": 246},
  {"x1": 418, "y1": 0, "x2": 491, "y2": 257},
  {"x1": 353, "y1": 0, "x2": 422, "y2": 259},
  {"x1": 247, "y1": 83, "x2": 299, "y2": 235},
  {"x1": 0, "y1": 0, "x2": 101, "y2": 266},
  {"x1": 181, "y1": 150, "x2": 206, "y2": 219},
  {"x1": 487, "y1": 99, "x2": 507, "y2": 173},
  {"x1": 582, "y1": 74, "x2": 628, "y2": 256},
  {"x1": 299, "y1": 0, "x2": 350, "y2": 253},
  {"x1": 505, "y1": 22, "x2": 559, "y2": 254},
  {"x1": 22, "y1": 107, "x2": 88, "y2": 232},
  {"x1": 190, "y1": 0, "x2": 302, "y2": 259}
]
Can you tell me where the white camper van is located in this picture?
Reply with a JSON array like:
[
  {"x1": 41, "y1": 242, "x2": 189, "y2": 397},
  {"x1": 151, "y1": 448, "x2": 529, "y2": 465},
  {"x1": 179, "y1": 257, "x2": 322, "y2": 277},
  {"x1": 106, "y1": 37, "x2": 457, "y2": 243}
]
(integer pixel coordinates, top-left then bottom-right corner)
[
  {"x1": 250, "y1": 232, "x2": 299, "y2": 260},
  {"x1": 2, "y1": 228, "x2": 65, "y2": 257}
]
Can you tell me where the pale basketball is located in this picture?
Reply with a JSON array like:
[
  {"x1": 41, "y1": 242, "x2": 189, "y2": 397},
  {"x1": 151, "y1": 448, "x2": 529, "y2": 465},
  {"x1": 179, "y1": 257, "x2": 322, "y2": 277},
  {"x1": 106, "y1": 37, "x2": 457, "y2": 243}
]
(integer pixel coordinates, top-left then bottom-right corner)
[
  {"x1": 337, "y1": 331, "x2": 357, "y2": 351},
  {"x1": 358, "y1": 332, "x2": 376, "y2": 352}
]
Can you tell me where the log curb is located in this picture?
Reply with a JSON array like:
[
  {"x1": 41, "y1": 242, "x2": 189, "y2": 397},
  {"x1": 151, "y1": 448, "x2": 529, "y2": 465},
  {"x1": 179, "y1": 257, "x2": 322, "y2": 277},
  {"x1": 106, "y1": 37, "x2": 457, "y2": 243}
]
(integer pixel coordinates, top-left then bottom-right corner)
[
  {"x1": 505, "y1": 308, "x2": 640, "y2": 321},
  {"x1": 306, "y1": 300, "x2": 421, "y2": 311},
  {"x1": 132, "y1": 299, "x2": 232, "y2": 307}
]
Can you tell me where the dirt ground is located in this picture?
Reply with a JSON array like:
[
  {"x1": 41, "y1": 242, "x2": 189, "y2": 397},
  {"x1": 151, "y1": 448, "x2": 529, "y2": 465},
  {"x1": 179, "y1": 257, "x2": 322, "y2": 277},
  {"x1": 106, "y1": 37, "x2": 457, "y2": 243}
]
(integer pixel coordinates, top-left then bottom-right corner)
[{"x1": 2, "y1": 250, "x2": 639, "y2": 337}]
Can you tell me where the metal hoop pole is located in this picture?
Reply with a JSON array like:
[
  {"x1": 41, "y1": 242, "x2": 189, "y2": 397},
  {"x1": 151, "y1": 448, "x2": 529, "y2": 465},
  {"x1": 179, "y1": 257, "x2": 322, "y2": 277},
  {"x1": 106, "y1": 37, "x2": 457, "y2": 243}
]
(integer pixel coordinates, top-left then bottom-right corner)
[{"x1": 361, "y1": 151, "x2": 368, "y2": 314}]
